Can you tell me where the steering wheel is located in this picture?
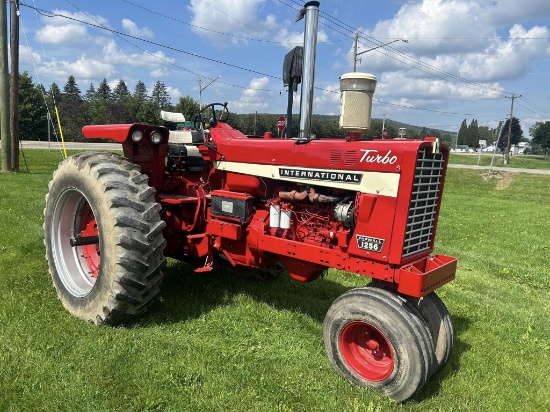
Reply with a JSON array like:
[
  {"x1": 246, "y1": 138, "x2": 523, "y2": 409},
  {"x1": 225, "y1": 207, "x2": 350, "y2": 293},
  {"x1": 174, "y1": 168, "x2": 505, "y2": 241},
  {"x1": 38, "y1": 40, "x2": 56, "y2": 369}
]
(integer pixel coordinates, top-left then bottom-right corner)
[{"x1": 193, "y1": 102, "x2": 230, "y2": 131}]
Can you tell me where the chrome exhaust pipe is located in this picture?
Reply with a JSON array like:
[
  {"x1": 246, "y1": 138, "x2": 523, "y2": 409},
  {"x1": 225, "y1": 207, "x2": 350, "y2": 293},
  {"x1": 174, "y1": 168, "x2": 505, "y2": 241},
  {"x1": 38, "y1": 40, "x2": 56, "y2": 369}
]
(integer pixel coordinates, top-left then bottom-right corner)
[{"x1": 297, "y1": 1, "x2": 320, "y2": 140}]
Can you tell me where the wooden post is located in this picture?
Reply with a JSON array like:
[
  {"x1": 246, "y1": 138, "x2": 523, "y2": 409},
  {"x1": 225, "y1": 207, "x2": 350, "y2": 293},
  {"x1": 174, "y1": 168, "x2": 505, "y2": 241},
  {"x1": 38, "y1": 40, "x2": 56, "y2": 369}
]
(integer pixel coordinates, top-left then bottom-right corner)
[
  {"x1": 504, "y1": 94, "x2": 520, "y2": 165},
  {"x1": 0, "y1": 0, "x2": 11, "y2": 172},
  {"x1": 10, "y1": 0, "x2": 19, "y2": 171}
]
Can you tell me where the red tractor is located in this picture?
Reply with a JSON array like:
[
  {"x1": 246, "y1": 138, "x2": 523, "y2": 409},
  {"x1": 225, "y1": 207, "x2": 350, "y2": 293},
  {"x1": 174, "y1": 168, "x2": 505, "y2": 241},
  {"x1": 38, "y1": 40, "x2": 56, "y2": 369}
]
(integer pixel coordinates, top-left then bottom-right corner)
[{"x1": 43, "y1": 1, "x2": 456, "y2": 402}]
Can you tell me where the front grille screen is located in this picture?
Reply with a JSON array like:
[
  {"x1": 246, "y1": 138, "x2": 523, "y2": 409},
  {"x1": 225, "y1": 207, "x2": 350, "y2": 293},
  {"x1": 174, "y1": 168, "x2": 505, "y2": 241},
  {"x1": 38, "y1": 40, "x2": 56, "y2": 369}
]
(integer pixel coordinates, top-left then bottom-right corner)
[{"x1": 403, "y1": 149, "x2": 444, "y2": 258}]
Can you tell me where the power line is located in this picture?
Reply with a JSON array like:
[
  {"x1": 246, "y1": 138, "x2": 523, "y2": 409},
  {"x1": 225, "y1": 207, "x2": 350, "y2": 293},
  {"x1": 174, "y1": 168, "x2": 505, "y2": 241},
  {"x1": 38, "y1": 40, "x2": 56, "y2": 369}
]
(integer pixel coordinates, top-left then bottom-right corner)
[
  {"x1": 21, "y1": 2, "x2": 518, "y2": 120},
  {"x1": 282, "y1": 0, "x2": 511, "y2": 98},
  {"x1": 520, "y1": 96, "x2": 550, "y2": 117},
  {"x1": 118, "y1": 0, "x2": 346, "y2": 45},
  {"x1": 196, "y1": 0, "x2": 339, "y2": 76},
  {"x1": 366, "y1": 37, "x2": 550, "y2": 41},
  {"x1": 22, "y1": 2, "x2": 280, "y2": 80}
]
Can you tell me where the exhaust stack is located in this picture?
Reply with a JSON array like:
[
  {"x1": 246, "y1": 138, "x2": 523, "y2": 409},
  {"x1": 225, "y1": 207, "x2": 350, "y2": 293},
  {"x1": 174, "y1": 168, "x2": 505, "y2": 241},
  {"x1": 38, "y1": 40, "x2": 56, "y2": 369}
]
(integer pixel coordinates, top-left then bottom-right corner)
[{"x1": 297, "y1": 1, "x2": 320, "y2": 140}]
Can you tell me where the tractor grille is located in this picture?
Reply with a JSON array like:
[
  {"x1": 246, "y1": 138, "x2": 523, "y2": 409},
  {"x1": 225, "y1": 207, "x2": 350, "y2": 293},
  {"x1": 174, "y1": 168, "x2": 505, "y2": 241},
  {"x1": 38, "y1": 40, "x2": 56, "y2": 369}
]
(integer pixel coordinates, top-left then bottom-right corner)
[{"x1": 402, "y1": 149, "x2": 444, "y2": 258}]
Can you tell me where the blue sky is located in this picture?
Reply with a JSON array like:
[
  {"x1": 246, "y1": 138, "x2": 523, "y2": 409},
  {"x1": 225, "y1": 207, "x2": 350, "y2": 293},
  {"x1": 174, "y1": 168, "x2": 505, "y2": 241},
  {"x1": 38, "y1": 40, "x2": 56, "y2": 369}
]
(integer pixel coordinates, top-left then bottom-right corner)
[{"x1": 16, "y1": 0, "x2": 550, "y2": 135}]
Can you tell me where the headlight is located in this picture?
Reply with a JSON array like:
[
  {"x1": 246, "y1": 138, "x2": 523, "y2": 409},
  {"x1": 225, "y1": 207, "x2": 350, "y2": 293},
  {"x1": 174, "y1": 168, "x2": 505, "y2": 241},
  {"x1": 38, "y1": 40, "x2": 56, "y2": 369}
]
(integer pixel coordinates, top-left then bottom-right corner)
[
  {"x1": 131, "y1": 130, "x2": 143, "y2": 142},
  {"x1": 150, "y1": 130, "x2": 163, "y2": 144}
]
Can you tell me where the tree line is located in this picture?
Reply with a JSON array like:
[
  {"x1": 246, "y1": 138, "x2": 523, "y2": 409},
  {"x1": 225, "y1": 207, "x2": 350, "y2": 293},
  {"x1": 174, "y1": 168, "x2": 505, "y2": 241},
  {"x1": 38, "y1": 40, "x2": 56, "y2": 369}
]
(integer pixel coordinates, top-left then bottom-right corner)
[
  {"x1": 19, "y1": 72, "x2": 182, "y2": 142},
  {"x1": 456, "y1": 117, "x2": 529, "y2": 150},
  {"x1": 18, "y1": 72, "x2": 455, "y2": 144}
]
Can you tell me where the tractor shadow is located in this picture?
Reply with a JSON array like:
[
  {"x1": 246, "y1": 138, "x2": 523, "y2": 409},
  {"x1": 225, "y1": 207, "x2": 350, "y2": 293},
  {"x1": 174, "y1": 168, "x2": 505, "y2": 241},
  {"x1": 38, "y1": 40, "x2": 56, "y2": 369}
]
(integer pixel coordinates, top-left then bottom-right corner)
[
  {"x1": 140, "y1": 259, "x2": 353, "y2": 326},
  {"x1": 135, "y1": 259, "x2": 471, "y2": 401}
]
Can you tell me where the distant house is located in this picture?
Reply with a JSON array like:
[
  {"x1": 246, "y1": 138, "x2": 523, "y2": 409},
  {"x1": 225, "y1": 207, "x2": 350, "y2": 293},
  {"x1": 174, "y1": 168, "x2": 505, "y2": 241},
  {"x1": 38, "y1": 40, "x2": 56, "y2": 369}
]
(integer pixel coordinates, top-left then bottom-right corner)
[
  {"x1": 516, "y1": 142, "x2": 530, "y2": 154},
  {"x1": 451, "y1": 145, "x2": 469, "y2": 153}
]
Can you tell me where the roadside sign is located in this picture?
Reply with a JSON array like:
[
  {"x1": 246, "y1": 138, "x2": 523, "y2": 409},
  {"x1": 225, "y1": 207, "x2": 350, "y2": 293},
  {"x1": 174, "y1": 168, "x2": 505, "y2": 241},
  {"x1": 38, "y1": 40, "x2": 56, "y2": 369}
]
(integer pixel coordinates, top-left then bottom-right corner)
[
  {"x1": 277, "y1": 116, "x2": 286, "y2": 131},
  {"x1": 178, "y1": 121, "x2": 195, "y2": 129}
]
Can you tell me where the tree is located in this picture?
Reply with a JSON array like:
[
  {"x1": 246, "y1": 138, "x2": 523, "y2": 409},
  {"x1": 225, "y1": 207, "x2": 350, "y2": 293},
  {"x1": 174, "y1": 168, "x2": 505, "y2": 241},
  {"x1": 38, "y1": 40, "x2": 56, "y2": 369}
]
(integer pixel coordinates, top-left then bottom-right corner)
[
  {"x1": 466, "y1": 119, "x2": 479, "y2": 148},
  {"x1": 174, "y1": 95, "x2": 200, "y2": 122},
  {"x1": 136, "y1": 101, "x2": 160, "y2": 125},
  {"x1": 133, "y1": 81, "x2": 148, "y2": 102},
  {"x1": 478, "y1": 126, "x2": 494, "y2": 147},
  {"x1": 48, "y1": 82, "x2": 63, "y2": 106},
  {"x1": 151, "y1": 81, "x2": 171, "y2": 109},
  {"x1": 457, "y1": 119, "x2": 468, "y2": 146},
  {"x1": 84, "y1": 83, "x2": 96, "y2": 102},
  {"x1": 123, "y1": 81, "x2": 150, "y2": 121},
  {"x1": 18, "y1": 72, "x2": 47, "y2": 140},
  {"x1": 63, "y1": 75, "x2": 82, "y2": 101},
  {"x1": 113, "y1": 79, "x2": 131, "y2": 102},
  {"x1": 96, "y1": 78, "x2": 112, "y2": 101},
  {"x1": 89, "y1": 97, "x2": 108, "y2": 125},
  {"x1": 59, "y1": 77, "x2": 87, "y2": 141},
  {"x1": 530, "y1": 121, "x2": 550, "y2": 152},
  {"x1": 499, "y1": 116, "x2": 523, "y2": 150}
]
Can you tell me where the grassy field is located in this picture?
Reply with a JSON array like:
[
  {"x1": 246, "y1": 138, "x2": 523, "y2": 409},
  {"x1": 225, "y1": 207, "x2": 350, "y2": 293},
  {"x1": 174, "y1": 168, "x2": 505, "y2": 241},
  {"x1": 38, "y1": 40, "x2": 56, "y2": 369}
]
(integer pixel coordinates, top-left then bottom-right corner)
[
  {"x1": 0, "y1": 150, "x2": 549, "y2": 411},
  {"x1": 450, "y1": 153, "x2": 550, "y2": 169}
]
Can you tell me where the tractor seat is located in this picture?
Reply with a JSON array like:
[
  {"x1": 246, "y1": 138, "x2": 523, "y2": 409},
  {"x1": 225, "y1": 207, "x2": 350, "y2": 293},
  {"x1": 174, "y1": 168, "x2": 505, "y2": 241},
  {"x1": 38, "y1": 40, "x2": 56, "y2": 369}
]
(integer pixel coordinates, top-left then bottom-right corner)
[
  {"x1": 160, "y1": 110, "x2": 204, "y2": 144},
  {"x1": 168, "y1": 129, "x2": 204, "y2": 144}
]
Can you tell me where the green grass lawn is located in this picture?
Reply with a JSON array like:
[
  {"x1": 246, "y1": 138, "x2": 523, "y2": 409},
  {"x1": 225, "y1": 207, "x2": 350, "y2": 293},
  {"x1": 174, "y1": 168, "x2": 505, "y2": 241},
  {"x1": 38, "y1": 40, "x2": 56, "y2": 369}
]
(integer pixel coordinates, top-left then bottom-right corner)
[
  {"x1": 0, "y1": 150, "x2": 549, "y2": 411},
  {"x1": 450, "y1": 153, "x2": 550, "y2": 169}
]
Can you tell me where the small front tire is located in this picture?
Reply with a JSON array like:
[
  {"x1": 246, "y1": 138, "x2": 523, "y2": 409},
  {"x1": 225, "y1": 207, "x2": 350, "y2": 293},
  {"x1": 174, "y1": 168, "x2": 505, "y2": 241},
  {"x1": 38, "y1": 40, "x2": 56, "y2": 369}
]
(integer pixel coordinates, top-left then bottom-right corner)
[
  {"x1": 323, "y1": 286, "x2": 435, "y2": 402},
  {"x1": 407, "y1": 292, "x2": 454, "y2": 376}
]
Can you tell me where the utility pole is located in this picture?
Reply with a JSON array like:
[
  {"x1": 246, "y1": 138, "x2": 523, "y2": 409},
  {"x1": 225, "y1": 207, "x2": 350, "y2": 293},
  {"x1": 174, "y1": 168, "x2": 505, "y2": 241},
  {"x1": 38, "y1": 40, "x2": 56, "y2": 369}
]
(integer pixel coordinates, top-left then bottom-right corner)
[
  {"x1": 455, "y1": 131, "x2": 459, "y2": 151},
  {"x1": 10, "y1": 0, "x2": 19, "y2": 171},
  {"x1": 198, "y1": 76, "x2": 221, "y2": 110},
  {"x1": 353, "y1": 33, "x2": 358, "y2": 72},
  {"x1": 353, "y1": 36, "x2": 408, "y2": 72},
  {"x1": 0, "y1": 0, "x2": 11, "y2": 172},
  {"x1": 504, "y1": 94, "x2": 521, "y2": 164}
]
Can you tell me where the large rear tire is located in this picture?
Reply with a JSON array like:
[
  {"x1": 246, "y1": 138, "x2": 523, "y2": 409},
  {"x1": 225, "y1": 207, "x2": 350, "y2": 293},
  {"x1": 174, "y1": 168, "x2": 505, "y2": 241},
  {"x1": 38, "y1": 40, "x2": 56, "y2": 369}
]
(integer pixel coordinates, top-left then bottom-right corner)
[
  {"x1": 44, "y1": 152, "x2": 166, "y2": 325},
  {"x1": 323, "y1": 286, "x2": 435, "y2": 403}
]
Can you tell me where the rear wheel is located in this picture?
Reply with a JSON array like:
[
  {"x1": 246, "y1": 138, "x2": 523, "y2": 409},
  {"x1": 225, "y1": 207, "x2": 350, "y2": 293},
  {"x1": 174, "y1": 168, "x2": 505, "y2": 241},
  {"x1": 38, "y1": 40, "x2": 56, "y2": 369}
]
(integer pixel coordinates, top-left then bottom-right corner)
[
  {"x1": 323, "y1": 286, "x2": 434, "y2": 402},
  {"x1": 407, "y1": 292, "x2": 453, "y2": 376},
  {"x1": 44, "y1": 152, "x2": 166, "y2": 325}
]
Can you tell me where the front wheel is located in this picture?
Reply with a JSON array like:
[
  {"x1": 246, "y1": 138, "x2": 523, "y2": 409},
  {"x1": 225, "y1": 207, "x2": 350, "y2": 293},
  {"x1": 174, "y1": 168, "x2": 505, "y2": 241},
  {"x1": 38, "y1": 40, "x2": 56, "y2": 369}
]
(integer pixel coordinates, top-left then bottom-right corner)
[
  {"x1": 407, "y1": 292, "x2": 454, "y2": 376},
  {"x1": 44, "y1": 152, "x2": 166, "y2": 325},
  {"x1": 323, "y1": 286, "x2": 435, "y2": 402}
]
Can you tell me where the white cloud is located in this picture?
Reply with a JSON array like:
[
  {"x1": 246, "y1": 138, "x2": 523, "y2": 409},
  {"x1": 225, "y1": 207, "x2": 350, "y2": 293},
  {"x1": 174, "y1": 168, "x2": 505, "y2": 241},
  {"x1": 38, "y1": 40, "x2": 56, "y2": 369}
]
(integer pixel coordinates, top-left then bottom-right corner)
[
  {"x1": 44, "y1": 9, "x2": 110, "y2": 27},
  {"x1": 39, "y1": 56, "x2": 116, "y2": 79},
  {"x1": 166, "y1": 86, "x2": 182, "y2": 101},
  {"x1": 457, "y1": 25, "x2": 550, "y2": 82},
  {"x1": 229, "y1": 77, "x2": 272, "y2": 112},
  {"x1": 274, "y1": 28, "x2": 329, "y2": 50},
  {"x1": 122, "y1": 19, "x2": 154, "y2": 39},
  {"x1": 151, "y1": 68, "x2": 170, "y2": 78},
  {"x1": 313, "y1": 82, "x2": 340, "y2": 112},
  {"x1": 35, "y1": 9, "x2": 110, "y2": 45},
  {"x1": 102, "y1": 39, "x2": 175, "y2": 68},
  {"x1": 189, "y1": 0, "x2": 270, "y2": 44},
  {"x1": 376, "y1": 71, "x2": 504, "y2": 101},
  {"x1": 36, "y1": 24, "x2": 90, "y2": 45},
  {"x1": 483, "y1": 0, "x2": 550, "y2": 26},
  {"x1": 19, "y1": 45, "x2": 42, "y2": 66},
  {"x1": 346, "y1": 0, "x2": 550, "y2": 107},
  {"x1": 188, "y1": 0, "x2": 322, "y2": 49}
]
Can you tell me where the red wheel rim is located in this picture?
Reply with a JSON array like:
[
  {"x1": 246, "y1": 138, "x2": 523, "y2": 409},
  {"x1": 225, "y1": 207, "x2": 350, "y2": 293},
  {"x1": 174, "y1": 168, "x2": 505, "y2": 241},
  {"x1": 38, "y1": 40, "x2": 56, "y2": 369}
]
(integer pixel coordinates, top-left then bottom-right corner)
[
  {"x1": 79, "y1": 203, "x2": 100, "y2": 278},
  {"x1": 340, "y1": 321, "x2": 394, "y2": 381}
]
